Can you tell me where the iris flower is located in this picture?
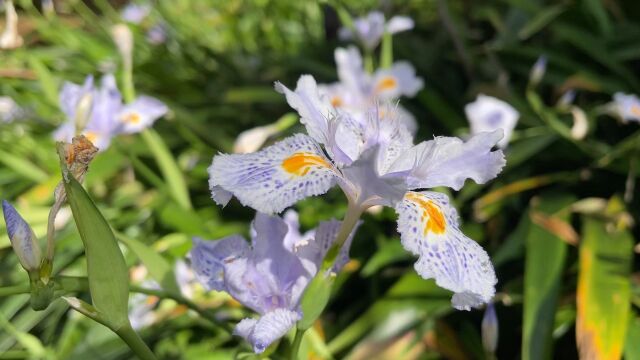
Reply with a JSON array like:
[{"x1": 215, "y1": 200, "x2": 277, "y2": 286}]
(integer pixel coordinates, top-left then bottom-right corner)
[
  {"x1": 339, "y1": 11, "x2": 414, "y2": 51},
  {"x1": 465, "y1": 94, "x2": 519, "y2": 149},
  {"x1": 54, "y1": 74, "x2": 168, "y2": 151},
  {"x1": 612, "y1": 92, "x2": 640, "y2": 123},
  {"x1": 190, "y1": 211, "x2": 356, "y2": 353},
  {"x1": 209, "y1": 75, "x2": 504, "y2": 310},
  {"x1": 318, "y1": 46, "x2": 423, "y2": 133}
]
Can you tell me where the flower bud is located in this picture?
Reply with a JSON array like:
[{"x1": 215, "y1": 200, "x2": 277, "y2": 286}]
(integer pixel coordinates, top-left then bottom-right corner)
[
  {"x1": 0, "y1": 0, "x2": 23, "y2": 50},
  {"x1": 233, "y1": 125, "x2": 279, "y2": 154},
  {"x1": 111, "y1": 24, "x2": 133, "y2": 68},
  {"x1": 74, "y1": 92, "x2": 94, "y2": 132},
  {"x1": 482, "y1": 303, "x2": 498, "y2": 354},
  {"x1": 529, "y1": 55, "x2": 547, "y2": 87},
  {"x1": 2, "y1": 200, "x2": 42, "y2": 272}
]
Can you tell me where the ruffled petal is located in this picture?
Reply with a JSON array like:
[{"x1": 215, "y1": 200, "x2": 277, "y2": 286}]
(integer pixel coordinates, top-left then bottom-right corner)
[
  {"x1": 395, "y1": 191, "x2": 496, "y2": 310},
  {"x1": 234, "y1": 309, "x2": 301, "y2": 353},
  {"x1": 209, "y1": 134, "x2": 338, "y2": 214},
  {"x1": 189, "y1": 236, "x2": 249, "y2": 292},
  {"x1": 396, "y1": 130, "x2": 505, "y2": 191},
  {"x1": 275, "y1": 76, "x2": 332, "y2": 145}
]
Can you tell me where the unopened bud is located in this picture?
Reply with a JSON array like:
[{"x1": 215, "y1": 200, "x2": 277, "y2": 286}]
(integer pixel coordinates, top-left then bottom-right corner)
[
  {"x1": 529, "y1": 55, "x2": 547, "y2": 87},
  {"x1": 557, "y1": 89, "x2": 576, "y2": 110},
  {"x1": 111, "y1": 24, "x2": 133, "y2": 69},
  {"x1": 0, "y1": 0, "x2": 24, "y2": 50},
  {"x1": 74, "y1": 92, "x2": 94, "y2": 132},
  {"x1": 2, "y1": 200, "x2": 42, "y2": 272},
  {"x1": 482, "y1": 303, "x2": 498, "y2": 354},
  {"x1": 233, "y1": 125, "x2": 279, "y2": 154},
  {"x1": 570, "y1": 106, "x2": 588, "y2": 140}
]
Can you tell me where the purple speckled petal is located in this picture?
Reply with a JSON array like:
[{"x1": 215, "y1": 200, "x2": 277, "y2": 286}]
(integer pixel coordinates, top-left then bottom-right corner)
[
  {"x1": 395, "y1": 191, "x2": 496, "y2": 310},
  {"x1": 208, "y1": 134, "x2": 338, "y2": 214},
  {"x1": 234, "y1": 309, "x2": 301, "y2": 354},
  {"x1": 189, "y1": 236, "x2": 249, "y2": 292}
]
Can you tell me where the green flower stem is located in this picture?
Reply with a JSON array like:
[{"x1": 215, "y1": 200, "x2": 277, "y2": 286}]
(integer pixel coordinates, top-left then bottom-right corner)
[
  {"x1": 364, "y1": 49, "x2": 374, "y2": 74},
  {"x1": 0, "y1": 284, "x2": 30, "y2": 297},
  {"x1": 115, "y1": 324, "x2": 157, "y2": 360},
  {"x1": 290, "y1": 328, "x2": 306, "y2": 360},
  {"x1": 0, "y1": 277, "x2": 230, "y2": 333},
  {"x1": 322, "y1": 202, "x2": 363, "y2": 271}
]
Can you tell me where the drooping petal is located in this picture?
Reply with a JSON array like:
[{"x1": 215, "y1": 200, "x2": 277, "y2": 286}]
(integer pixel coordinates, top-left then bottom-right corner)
[
  {"x1": 386, "y1": 16, "x2": 414, "y2": 34},
  {"x1": 396, "y1": 130, "x2": 505, "y2": 191},
  {"x1": 234, "y1": 309, "x2": 301, "y2": 353},
  {"x1": 189, "y1": 236, "x2": 249, "y2": 292},
  {"x1": 249, "y1": 213, "x2": 311, "y2": 309},
  {"x1": 117, "y1": 95, "x2": 168, "y2": 134},
  {"x1": 210, "y1": 185, "x2": 233, "y2": 207},
  {"x1": 395, "y1": 191, "x2": 496, "y2": 310},
  {"x1": 465, "y1": 94, "x2": 519, "y2": 149},
  {"x1": 372, "y1": 62, "x2": 423, "y2": 100},
  {"x1": 209, "y1": 134, "x2": 338, "y2": 214},
  {"x1": 275, "y1": 76, "x2": 333, "y2": 146}
]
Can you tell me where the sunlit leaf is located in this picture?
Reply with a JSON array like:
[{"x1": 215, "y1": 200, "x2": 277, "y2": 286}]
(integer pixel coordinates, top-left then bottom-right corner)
[{"x1": 576, "y1": 215, "x2": 633, "y2": 360}]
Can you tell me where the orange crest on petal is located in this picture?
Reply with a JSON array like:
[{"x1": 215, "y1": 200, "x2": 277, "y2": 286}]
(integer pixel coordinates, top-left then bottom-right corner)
[
  {"x1": 406, "y1": 192, "x2": 446, "y2": 235},
  {"x1": 282, "y1": 152, "x2": 331, "y2": 176}
]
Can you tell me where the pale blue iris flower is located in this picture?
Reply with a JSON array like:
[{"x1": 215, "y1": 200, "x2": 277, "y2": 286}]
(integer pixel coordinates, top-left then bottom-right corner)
[
  {"x1": 613, "y1": 92, "x2": 640, "y2": 123},
  {"x1": 54, "y1": 74, "x2": 168, "y2": 151},
  {"x1": 465, "y1": 94, "x2": 519, "y2": 149},
  {"x1": 317, "y1": 46, "x2": 423, "y2": 133},
  {"x1": 339, "y1": 11, "x2": 414, "y2": 51},
  {"x1": 190, "y1": 211, "x2": 356, "y2": 353},
  {"x1": 209, "y1": 75, "x2": 504, "y2": 310},
  {"x1": 121, "y1": 3, "x2": 151, "y2": 24}
]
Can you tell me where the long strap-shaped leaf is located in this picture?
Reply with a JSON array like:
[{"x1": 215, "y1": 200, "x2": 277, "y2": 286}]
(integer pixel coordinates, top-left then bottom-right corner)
[
  {"x1": 522, "y1": 194, "x2": 574, "y2": 360},
  {"x1": 577, "y1": 217, "x2": 633, "y2": 359}
]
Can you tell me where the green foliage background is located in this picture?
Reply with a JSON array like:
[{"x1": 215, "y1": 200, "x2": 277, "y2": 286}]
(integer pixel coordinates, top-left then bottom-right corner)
[{"x1": 0, "y1": 0, "x2": 639, "y2": 359}]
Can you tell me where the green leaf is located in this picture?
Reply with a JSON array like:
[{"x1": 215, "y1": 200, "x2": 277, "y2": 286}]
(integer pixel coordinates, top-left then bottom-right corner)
[
  {"x1": 0, "y1": 149, "x2": 49, "y2": 183},
  {"x1": 522, "y1": 193, "x2": 575, "y2": 360},
  {"x1": 298, "y1": 273, "x2": 335, "y2": 330},
  {"x1": 27, "y1": 57, "x2": 59, "y2": 106},
  {"x1": 624, "y1": 314, "x2": 640, "y2": 360},
  {"x1": 361, "y1": 240, "x2": 411, "y2": 277},
  {"x1": 141, "y1": 129, "x2": 192, "y2": 211},
  {"x1": 61, "y1": 163, "x2": 130, "y2": 330},
  {"x1": 518, "y1": 4, "x2": 566, "y2": 40},
  {"x1": 576, "y1": 215, "x2": 633, "y2": 359},
  {"x1": 117, "y1": 233, "x2": 181, "y2": 296}
]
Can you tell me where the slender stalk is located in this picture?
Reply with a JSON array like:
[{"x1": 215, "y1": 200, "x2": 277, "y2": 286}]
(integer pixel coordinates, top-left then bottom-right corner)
[
  {"x1": 115, "y1": 325, "x2": 157, "y2": 360},
  {"x1": 322, "y1": 202, "x2": 363, "y2": 271},
  {"x1": 290, "y1": 328, "x2": 305, "y2": 360},
  {"x1": 0, "y1": 284, "x2": 30, "y2": 296}
]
